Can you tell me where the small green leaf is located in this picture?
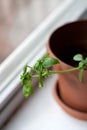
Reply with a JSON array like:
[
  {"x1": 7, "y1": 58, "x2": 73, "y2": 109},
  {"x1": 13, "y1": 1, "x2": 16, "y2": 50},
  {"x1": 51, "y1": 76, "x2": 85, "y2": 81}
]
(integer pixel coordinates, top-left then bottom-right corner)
[
  {"x1": 44, "y1": 53, "x2": 49, "y2": 58},
  {"x1": 73, "y1": 54, "x2": 83, "y2": 61},
  {"x1": 79, "y1": 60, "x2": 87, "y2": 69},
  {"x1": 79, "y1": 61, "x2": 84, "y2": 68},
  {"x1": 34, "y1": 60, "x2": 42, "y2": 72},
  {"x1": 43, "y1": 57, "x2": 59, "y2": 68},
  {"x1": 43, "y1": 69, "x2": 49, "y2": 77},
  {"x1": 23, "y1": 65, "x2": 28, "y2": 74},
  {"x1": 85, "y1": 58, "x2": 87, "y2": 65},
  {"x1": 20, "y1": 65, "x2": 28, "y2": 81},
  {"x1": 23, "y1": 80, "x2": 34, "y2": 97},
  {"x1": 85, "y1": 58, "x2": 87, "y2": 60},
  {"x1": 20, "y1": 74, "x2": 24, "y2": 80}
]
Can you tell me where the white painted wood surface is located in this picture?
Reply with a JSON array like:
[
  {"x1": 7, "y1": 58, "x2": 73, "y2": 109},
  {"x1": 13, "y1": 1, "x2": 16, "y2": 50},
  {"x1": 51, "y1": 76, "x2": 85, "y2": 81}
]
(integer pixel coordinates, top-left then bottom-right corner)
[{"x1": 2, "y1": 75, "x2": 87, "y2": 130}]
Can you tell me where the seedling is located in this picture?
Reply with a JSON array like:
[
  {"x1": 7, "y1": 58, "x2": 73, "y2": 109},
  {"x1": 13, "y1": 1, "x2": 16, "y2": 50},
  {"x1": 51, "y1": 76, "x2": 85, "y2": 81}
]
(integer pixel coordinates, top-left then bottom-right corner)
[{"x1": 20, "y1": 54, "x2": 87, "y2": 97}]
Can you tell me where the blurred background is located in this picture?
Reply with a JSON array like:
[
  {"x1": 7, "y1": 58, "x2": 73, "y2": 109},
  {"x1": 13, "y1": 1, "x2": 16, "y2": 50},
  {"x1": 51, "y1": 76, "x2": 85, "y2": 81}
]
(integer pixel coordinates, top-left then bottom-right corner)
[
  {"x1": 0, "y1": 0, "x2": 64, "y2": 63},
  {"x1": 0, "y1": 0, "x2": 87, "y2": 64}
]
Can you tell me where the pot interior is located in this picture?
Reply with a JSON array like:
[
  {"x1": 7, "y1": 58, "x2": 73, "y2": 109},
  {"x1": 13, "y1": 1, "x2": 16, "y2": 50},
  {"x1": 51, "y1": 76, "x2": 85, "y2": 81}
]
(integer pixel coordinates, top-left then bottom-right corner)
[{"x1": 49, "y1": 21, "x2": 87, "y2": 67}]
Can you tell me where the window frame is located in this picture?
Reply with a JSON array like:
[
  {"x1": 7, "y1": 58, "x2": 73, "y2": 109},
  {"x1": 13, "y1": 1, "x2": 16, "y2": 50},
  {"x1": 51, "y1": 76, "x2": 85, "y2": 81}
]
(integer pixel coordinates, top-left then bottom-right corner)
[{"x1": 0, "y1": 0, "x2": 87, "y2": 128}]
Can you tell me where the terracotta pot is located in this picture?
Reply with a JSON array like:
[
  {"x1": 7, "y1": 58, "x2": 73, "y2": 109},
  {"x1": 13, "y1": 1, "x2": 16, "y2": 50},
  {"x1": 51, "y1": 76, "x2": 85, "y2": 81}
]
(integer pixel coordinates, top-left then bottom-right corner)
[
  {"x1": 53, "y1": 79, "x2": 87, "y2": 120},
  {"x1": 47, "y1": 20, "x2": 87, "y2": 119}
]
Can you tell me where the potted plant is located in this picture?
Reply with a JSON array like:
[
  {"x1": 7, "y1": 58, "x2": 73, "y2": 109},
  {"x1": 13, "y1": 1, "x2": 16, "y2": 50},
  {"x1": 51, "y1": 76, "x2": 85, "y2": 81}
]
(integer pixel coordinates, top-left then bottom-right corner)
[{"x1": 20, "y1": 20, "x2": 87, "y2": 120}]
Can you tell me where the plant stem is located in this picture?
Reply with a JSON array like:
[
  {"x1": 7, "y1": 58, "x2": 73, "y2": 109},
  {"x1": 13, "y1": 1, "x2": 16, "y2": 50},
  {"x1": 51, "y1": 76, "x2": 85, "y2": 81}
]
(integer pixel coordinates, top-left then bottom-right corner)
[
  {"x1": 32, "y1": 67, "x2": 80, "y2": 78},
  {"x1": 27, "y1": 65, "x2": 33, "y2": 70},
  {"x1": 48, "y1": 67, "x2": 80, "y2": 75}
]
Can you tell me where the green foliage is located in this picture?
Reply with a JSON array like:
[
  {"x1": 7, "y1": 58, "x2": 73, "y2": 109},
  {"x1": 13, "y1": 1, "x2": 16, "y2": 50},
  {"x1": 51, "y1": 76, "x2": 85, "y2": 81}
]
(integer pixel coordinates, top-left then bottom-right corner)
[
  {"x1": 20, "y1": 65, "x2": 34, "y2": 97},
  {"x1": 73, "y1": 54, "x2": 87, "y2": 81},
  {"x1": 42, "y1": 57, "x2": 59, "y2": 68},
  {"x1": 20, "y1": 54, "x2": 59, "y2": 97},
  {"x1": 20, "y1": 53, "x2": 87, "y2": 97},
  {"x1": 73, "y1": 54, "x2": 83, "y2": 61}
]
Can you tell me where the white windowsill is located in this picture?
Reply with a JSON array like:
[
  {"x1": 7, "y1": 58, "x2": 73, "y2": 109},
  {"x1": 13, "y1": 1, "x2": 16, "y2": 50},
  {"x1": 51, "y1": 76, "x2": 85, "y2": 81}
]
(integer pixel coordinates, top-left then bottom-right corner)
[{"x1": 2, "y1": 75, "x2": 87, "y2": 130}]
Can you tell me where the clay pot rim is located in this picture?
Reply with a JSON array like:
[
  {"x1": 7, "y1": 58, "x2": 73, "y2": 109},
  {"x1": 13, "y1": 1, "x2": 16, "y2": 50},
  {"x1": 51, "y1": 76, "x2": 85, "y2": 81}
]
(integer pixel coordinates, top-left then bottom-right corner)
[
  {"x1": 53, "y1": 78, "x2": 87, "y2": 120},
  {"x1": 47, "y1": 20, "x2": 87, "y2": 71},
  {"x1": 49, "y1": 20, "x2": 87, "y2": 45}
]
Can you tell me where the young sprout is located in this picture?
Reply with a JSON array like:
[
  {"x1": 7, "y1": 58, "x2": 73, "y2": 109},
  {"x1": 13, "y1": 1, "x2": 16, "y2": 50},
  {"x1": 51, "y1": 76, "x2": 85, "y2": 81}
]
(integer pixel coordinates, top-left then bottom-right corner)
[
  {"x1": 73, "y1": 54, "x2": 87, "y2": 81},
  {"x1": 20, "y1": 54, "x2": 87, "y2": 97}
]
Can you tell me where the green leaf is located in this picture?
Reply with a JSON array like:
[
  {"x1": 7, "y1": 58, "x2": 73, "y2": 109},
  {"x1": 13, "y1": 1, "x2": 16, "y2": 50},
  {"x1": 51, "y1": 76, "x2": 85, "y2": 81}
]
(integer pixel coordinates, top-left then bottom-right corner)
[
  {"x1": 73, "y1": 54, "x2": 83, "y2": 61},
  {"x1": 85, "y1": 58, "x2": 87, "y2": 65},
  {"x1": 79, "y1": 60, "x2": 87, "y2": 69},
  {"x1": 44, "y1": 53, "x2": 49, "y2": 58},
  {"x1": 79, "y1": 61, "x2": 84, "y2": 68},
  {"x1": 42, "y1": 57, "x2": 59, "y2": 68},
  {"x1": 23, "y1": 65, "x2": 28, "y2": 74},
  {"x1": 20, "y1": 65, "x2": 28, "y2": 81},
  {"x1": 23, "y1": 80, "x2": 34, "y2": 97},
  {"x1": 85, "y1": 57, "x2": 87, "y2": 61},
  {"x1": 43, "y1": 69, "x2": 49, "y2": 77},
  {"x1": 34, "y1": 60, "x2": 42, "y2": 72}
]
